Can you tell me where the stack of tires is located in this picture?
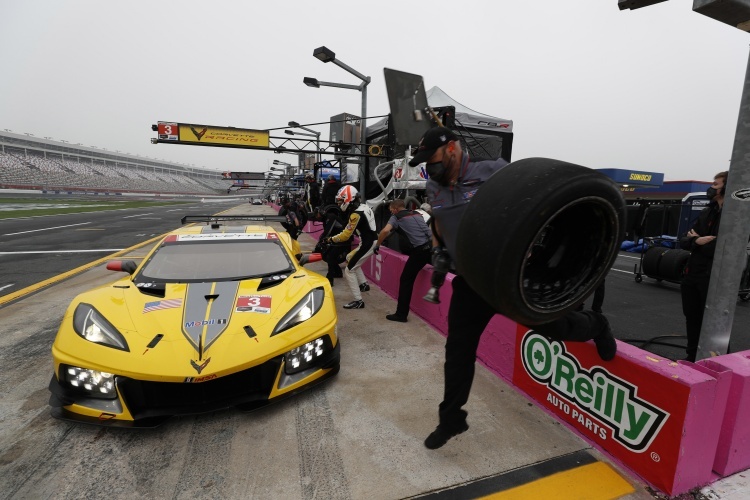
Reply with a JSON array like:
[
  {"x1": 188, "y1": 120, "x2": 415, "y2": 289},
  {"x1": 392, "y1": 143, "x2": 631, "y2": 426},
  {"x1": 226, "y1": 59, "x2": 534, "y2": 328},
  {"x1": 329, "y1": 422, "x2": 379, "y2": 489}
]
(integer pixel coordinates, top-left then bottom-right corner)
[{"x1": 642, "y1": 246, "x2": 690, "y2": 283}]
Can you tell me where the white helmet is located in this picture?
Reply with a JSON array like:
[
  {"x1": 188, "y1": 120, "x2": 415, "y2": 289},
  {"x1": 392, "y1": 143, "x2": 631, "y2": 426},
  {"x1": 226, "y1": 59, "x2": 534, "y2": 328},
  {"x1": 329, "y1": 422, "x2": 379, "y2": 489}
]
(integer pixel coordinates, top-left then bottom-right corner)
[{"x1": 335, "y1": 185, "x2": 358, "y2": 211}]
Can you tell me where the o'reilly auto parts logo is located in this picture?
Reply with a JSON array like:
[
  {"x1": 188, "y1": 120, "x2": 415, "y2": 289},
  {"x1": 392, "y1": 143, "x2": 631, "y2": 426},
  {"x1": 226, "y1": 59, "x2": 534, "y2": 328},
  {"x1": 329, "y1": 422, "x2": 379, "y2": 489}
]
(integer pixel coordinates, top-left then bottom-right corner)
[{"x1": 521, "y1": 333, "x2": 668, "y2": 452}]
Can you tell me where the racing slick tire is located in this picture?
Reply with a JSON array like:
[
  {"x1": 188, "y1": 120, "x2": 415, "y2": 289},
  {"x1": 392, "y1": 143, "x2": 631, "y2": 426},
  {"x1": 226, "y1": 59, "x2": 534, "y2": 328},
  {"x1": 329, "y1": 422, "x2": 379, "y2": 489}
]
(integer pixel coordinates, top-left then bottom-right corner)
[
  {"x1": 455, "y1": 158, "x2": 625, "y2": 326},
  {"x1": 658, "y1": 249, "x2": 689, "y2": 282},
  {"x1": 642, "y1": 246, "x2": 669, "y2": 279},
  {"x1": 320, "y1": 203, "x2": 343, "y2": 221}
]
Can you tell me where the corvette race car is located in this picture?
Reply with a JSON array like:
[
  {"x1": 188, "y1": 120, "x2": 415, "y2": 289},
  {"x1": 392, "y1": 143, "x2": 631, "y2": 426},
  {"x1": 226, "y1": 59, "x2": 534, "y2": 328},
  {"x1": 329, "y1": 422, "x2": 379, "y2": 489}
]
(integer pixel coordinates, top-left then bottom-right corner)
[{"x1": 48, "y1": 215, "x2": 339, "y2": 427}]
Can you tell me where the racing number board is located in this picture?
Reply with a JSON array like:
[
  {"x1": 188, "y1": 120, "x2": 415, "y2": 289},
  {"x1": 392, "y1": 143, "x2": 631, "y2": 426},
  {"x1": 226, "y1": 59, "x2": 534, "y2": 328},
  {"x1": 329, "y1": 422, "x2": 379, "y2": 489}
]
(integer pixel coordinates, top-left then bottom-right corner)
[{"x1": 155, "y1": 122, "x2": 270, "y2": 149}]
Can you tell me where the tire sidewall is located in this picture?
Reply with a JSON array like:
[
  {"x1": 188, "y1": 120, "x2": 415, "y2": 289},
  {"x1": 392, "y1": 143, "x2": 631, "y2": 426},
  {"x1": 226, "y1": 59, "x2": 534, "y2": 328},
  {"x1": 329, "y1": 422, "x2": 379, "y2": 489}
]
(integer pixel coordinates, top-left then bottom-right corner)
[{"x1": 456, "y1": 158, "x2": 625, "y2": 325}]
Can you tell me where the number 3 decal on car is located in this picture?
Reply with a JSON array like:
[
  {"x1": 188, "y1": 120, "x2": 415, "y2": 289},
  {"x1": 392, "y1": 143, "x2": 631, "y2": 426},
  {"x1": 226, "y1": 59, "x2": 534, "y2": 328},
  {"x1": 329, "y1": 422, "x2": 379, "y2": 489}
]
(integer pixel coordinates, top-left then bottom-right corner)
[{"x1": 235, "y1": 295, "x2": 272, "y2": 313}]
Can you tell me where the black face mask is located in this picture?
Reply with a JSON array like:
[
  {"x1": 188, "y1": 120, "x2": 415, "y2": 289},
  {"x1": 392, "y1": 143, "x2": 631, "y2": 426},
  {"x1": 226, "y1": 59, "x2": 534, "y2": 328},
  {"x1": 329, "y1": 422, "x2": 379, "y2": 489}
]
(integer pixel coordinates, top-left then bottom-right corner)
[
  {"x1": 706, "y1": 187, "x2": 718, "y2": 199},
  {"x1": 425, "y1": 161, "x2": 446, "y2": 183}
]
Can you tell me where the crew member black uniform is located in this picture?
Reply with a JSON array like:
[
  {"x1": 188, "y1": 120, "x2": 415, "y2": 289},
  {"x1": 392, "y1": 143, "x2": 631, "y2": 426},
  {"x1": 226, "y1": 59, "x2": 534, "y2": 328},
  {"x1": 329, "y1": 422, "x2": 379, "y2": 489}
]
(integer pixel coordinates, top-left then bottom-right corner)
[
  {"x1": 304, "y1": 173, "x2": 321, "y2": 212},
  {"x1": 679, "y1": 171, "x2": 727, "y2": 362},
  {"x1": 278, "y1": 197, "x2": 304, "y2": 240},
  {"x1": 576, "y1": 279, "x2": 606, "y2": 314},
  {"x1": 327, "y1": 185, "x2": 377, "y2": 309},
  {"x1": 410, "y1": 127, "x2": 617, "y2": 450},
  {"x1": 321, "y1": 174, "x2": 341, "y2": 208},
  {"x1": 375, "y1": 198, "x2": 433, "y2": 322}
]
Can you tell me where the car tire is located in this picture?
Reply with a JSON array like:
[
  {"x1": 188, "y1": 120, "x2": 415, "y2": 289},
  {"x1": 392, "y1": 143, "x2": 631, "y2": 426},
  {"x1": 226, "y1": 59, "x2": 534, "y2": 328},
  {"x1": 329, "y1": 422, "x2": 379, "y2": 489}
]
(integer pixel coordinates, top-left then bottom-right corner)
[
  {"x1": 455, "y1": 158, "x2": 625, "y2": 326},
  {"x1": 659, "y1": 249, "x2": 690, "y2": 282},
  {"x1": 321, "y1": 204, "x2": 343, "y2": 221},
  {"x1": 642, "y1": 247, "x2": 669, "y2": 279}
]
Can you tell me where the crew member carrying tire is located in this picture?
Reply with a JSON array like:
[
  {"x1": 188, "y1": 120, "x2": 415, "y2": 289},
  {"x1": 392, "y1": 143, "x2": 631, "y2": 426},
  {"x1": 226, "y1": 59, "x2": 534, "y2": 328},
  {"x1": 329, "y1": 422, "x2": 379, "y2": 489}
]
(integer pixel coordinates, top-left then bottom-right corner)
[
  {"x1": 410, "y1": 127, "x2": 619, "y2": 450},
  {"x1": 325, "y1": 185, "x2": 377, "y2": 309}
]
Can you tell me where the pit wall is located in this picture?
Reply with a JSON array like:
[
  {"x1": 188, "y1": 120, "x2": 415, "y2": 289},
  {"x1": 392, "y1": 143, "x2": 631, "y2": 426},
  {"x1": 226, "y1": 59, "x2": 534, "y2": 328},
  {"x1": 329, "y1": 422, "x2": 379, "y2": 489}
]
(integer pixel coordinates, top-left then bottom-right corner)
[{"x1": 355, "y1": 245, "x2": 750, "y2": 497}]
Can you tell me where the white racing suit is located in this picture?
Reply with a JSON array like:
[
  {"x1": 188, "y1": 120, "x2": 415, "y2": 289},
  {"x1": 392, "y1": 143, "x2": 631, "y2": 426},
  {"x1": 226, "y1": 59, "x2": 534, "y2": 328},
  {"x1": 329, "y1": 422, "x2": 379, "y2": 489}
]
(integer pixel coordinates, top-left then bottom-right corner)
[{"x1": 330, "y1": 204, "x2": 377, "y2": 301}]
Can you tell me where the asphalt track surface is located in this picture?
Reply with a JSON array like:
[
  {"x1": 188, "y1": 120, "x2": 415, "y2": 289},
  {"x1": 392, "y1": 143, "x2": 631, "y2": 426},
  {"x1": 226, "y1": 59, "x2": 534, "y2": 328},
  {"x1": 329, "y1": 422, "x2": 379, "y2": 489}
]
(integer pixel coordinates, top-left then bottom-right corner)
[
  {"x1": 0, "y1": 199, "x2": 242, "y2": 295},
  {"x1": 0, "y1": 201, "x2": 746, "y2": 499},
  {"x1": 598, "y1": 249, "x2": 750, "y2": 361}
]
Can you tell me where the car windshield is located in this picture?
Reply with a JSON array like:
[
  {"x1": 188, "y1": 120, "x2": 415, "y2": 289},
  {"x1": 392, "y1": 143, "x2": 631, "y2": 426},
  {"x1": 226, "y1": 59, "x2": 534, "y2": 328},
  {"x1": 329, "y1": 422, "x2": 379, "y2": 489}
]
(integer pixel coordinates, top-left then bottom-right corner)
[{"x1": 138, "y1": 239, "x2": 293, "y2": 282}]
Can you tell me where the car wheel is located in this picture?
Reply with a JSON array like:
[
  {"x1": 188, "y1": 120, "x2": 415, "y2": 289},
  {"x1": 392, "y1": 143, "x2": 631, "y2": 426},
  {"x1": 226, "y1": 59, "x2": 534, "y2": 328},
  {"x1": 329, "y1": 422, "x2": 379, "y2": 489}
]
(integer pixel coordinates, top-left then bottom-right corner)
[
  {"x1": 455, "y1": 158, "x2": 625, "y2": 325},
  {"x1": 321, "y1": 204, "x2": 343, "y2": 220},
  {"x1": 642, "y1": 246, "x2": 669, "y2": 279},
  {"x1": 659, "y1": 249, "x2": 690, "y2": 282}
]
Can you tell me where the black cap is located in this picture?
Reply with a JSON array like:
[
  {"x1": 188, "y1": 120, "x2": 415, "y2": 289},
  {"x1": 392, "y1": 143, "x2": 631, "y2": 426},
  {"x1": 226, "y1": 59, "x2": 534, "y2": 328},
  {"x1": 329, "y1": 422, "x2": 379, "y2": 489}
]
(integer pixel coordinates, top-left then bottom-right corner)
[{"x1": 408, "y1": 127, "x2": 457, "y2": 167}]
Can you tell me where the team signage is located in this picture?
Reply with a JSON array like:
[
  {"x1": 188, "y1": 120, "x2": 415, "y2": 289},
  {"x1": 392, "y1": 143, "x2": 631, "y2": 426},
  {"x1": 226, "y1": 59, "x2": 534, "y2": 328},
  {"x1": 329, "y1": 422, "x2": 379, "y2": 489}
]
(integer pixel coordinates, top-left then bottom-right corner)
[
  {"x1": 521, "y1": 333, "x2": 668, "y2": 450},
  {"x1": 318, "y1": 167, "x2": 340, "y2": 182},
  {"x1": 596, "y1": 168, "x2": 664, "y2": 187},
  {"x1": 222, "y1": 172, "x2": 265, "y2": 181},
  {"x1": 513, "y1": 327, "x2": 690, "y2": 494},
  {"x1": 156, "y1": 121, "x2": 269, "y2": 148}
]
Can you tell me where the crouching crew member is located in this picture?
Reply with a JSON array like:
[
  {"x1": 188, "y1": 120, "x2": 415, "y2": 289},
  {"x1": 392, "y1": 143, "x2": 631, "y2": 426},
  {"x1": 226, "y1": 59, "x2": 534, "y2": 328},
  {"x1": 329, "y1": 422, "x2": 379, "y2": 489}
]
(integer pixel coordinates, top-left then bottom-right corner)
[{"x1": 326, "y1": 185, "x2": 377, "y2": 309}]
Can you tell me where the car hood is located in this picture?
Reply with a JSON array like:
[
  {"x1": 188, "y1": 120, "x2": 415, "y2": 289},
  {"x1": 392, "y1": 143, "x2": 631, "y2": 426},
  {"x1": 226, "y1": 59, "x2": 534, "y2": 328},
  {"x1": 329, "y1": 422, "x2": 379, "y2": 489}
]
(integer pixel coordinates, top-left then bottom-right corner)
[{"x1": 53, "y1": 272, "x2": 335, "y2": 380}]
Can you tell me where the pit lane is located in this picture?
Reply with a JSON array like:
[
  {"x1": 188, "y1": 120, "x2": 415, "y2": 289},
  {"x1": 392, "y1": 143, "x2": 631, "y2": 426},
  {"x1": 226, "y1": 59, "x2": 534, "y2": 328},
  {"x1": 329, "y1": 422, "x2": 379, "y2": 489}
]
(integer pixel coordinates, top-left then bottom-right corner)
[
  {"x1": 0, "y1": 202, "x2": 708, "y2": 499},
  {"x1": 0, "y1": 198, "x2": 241, "y2": 295}
]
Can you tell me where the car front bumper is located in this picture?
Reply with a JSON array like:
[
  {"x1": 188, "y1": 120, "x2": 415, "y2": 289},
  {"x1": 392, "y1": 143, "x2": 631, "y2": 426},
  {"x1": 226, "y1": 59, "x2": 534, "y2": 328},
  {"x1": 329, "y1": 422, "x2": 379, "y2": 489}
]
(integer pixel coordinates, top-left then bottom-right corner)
[{"x1": 48, "y1": 341, "x2": 340, "y2": 428}]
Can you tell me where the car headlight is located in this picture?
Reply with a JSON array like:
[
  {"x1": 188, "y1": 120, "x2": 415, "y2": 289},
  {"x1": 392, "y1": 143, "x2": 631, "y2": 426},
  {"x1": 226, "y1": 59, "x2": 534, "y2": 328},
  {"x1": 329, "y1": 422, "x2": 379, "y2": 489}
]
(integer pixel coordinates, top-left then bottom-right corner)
[
  {"x1": 272, "y1": 288, "x2": 325, "y2": 336},
  {"x1": 284, "y1": 336, "x2": 333, "y2": 374},
  {"x1": 73, "y1": 303, "x2": 129, "y2": 351},
  {"x1": 60, "y1": 364, "x2": 118, "y2": 399}
]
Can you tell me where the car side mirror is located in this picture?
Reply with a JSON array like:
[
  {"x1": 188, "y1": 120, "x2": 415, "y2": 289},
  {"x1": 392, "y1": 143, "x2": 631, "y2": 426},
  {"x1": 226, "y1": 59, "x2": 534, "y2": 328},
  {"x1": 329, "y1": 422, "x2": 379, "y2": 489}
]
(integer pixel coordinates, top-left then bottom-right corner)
[{"x1": 106, "y1": 260, "x2": 138, "y2": 274}]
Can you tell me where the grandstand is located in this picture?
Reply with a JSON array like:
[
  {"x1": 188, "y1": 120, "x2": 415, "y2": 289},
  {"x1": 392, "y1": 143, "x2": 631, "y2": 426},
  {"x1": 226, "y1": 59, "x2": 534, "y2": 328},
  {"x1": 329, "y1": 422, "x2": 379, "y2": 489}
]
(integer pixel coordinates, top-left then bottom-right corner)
[{"x1": 0, "y1": 131, "x2": 229, "y2": 195}]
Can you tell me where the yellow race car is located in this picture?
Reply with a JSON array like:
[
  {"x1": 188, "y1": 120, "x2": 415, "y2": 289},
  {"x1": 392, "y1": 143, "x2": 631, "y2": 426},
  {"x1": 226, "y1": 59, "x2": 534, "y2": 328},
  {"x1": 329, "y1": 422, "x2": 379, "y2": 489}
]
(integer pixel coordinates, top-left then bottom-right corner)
[{"x1": 48, "y1": 215, "x2": 339, "y2": 427}]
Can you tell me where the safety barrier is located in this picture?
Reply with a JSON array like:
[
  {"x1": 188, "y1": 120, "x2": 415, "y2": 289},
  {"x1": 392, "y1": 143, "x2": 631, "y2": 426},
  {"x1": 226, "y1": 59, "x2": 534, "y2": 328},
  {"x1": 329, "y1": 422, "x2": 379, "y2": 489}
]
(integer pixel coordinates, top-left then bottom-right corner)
[
  {"x1": 360, "y1": 244, "x2": 750, "y2": 497},
  {"x1": 702, "y1": 353, "x2": 750, "y2": 477}
]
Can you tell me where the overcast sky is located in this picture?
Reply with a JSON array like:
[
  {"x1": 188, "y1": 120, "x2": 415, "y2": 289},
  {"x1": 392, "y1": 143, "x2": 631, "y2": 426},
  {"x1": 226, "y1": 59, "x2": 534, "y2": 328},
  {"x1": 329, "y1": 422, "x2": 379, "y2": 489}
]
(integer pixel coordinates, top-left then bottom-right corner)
[{"x1": 1, "y1": 0, "x2": 747, "y2": 181}]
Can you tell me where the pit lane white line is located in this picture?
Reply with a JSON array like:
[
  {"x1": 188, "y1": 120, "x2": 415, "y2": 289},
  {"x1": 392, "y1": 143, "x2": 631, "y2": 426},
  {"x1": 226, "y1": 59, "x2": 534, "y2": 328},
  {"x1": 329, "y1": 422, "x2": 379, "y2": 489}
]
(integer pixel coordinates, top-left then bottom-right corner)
[
  {"x1": 122, "y1": 213, "x2": 154, "y2": 218},
  {"x1": 3, "y1": 222, "x2": 91, "y2": 236},
  {"x1": 617, "y1": 254, "x2": 641, "y2": 260},
  {"x1": 611, "y1": 267, "x2": 637, "y2": 275},
  {"x1": 0, "y1": 284, "x2": 14, "y2": 292},
  {"x1": 0, "y1": 250, "x2": 123, "y2": 255}
]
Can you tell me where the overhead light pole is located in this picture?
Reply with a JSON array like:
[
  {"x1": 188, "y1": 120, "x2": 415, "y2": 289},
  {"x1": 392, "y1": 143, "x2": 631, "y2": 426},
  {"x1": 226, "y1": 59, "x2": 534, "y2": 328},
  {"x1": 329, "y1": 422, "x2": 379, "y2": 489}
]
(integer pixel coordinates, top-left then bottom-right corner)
[
  {"x1": 285, "y1": 128, "x2": 321, "y2": 172},
  {"x1": 304, "y1": 45, "x2": 370, "y2": 200},
  {"x1": 287, "y1": 121, "x2": 322, "y2": 164},
  {"x1": 272, "y1": 160, "x2": 293, "y2": 177}
]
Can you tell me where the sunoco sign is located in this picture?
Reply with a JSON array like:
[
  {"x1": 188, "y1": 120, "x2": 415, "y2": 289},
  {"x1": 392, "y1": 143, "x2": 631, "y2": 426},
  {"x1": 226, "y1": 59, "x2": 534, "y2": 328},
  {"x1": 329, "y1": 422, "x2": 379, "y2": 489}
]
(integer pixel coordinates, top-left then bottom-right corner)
[{"x1": 520, "y1": 333, "x2": 669, "y2": 452}]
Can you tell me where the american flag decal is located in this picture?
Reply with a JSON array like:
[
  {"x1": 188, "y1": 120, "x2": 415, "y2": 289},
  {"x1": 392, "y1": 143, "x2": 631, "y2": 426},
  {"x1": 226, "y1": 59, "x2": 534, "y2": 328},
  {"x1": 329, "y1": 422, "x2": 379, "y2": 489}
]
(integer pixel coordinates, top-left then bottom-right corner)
[{"x1": 143, "y1": 299, "x2": 183, "y2": 314}]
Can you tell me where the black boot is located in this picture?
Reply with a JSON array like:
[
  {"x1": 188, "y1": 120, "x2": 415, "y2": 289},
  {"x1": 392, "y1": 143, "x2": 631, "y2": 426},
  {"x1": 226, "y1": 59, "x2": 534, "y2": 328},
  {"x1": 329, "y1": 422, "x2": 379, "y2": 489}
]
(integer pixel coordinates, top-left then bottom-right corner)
[{"x1": 593, "y1": 313, "x2": 617, "y2": 361}]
